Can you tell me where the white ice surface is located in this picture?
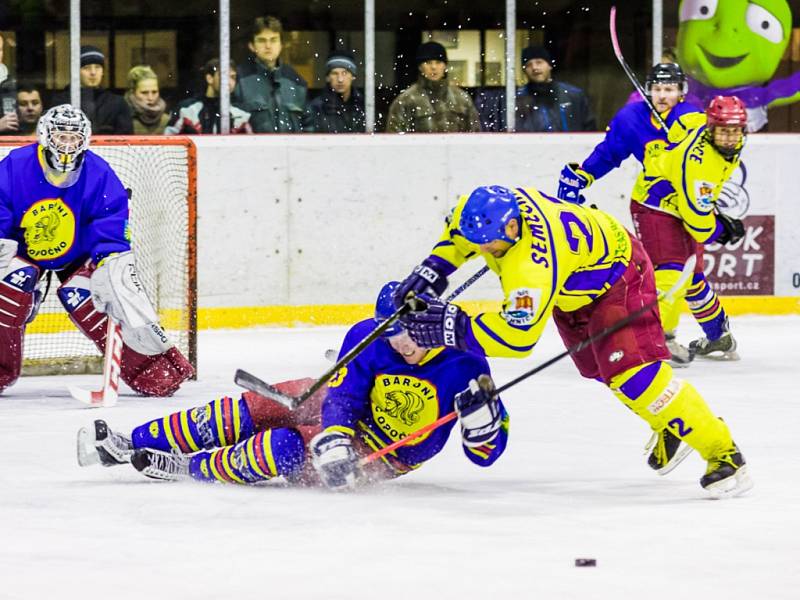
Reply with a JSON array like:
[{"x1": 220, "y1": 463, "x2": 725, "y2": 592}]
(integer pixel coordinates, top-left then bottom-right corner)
[{"x1": 2, "y1": 316, "x2": 799, "y2": 600}]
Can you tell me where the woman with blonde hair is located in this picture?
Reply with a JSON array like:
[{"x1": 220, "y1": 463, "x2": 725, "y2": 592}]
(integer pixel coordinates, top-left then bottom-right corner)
[{"x1": 125, "y1": 65, "x2": 169, "y2": 134}]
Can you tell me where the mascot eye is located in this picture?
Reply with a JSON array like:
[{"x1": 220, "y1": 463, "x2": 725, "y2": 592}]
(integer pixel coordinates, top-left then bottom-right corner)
[
  {"x1": 745, "y1": 3, "x2": 784, "y2": 44},
  {"x1": 679, "y1": 0, "x2": 718, "y2": 22}
]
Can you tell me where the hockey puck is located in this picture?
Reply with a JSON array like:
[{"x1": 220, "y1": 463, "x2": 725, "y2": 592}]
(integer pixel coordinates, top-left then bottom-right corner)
[{"x1": 574, "y1": 558, "x2": 597, "y2": 567}]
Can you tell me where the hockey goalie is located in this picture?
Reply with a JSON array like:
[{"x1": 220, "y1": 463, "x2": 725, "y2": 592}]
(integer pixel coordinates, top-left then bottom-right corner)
[{"x1": 0, "y1": 104, "x2": 193, "y2": 396}]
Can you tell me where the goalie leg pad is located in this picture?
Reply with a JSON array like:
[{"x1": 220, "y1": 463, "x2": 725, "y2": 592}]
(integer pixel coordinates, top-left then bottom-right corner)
[
  {"x1": 131, "y1": 395, "x2": 255, "y2": 453},
  {"x1": 58, "y1": 263, "x2": 194, "y2": 396},
  {"x1": 611, "y1": 361, "x2": 735, "y2": 460},
  {"x1": 188, "y1": 428, "x2": 305, "y2": 484},
  {"x1": 0, "y1": 258, "x2": 41, "y2": 393}
]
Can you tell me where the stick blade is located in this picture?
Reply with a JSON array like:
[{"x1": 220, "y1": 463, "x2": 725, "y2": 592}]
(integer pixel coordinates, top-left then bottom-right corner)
[
  {"x1": 69, "y1": 385, "x2": 104, "y2": 407},
  {"x1": 234, "y1": 369, "x2": 297, "y2": 410}
]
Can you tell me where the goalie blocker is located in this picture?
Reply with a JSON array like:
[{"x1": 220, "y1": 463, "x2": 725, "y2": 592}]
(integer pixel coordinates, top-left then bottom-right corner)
[{"x1": 58, "y1": 252, "x2": 193, "y2": 397}]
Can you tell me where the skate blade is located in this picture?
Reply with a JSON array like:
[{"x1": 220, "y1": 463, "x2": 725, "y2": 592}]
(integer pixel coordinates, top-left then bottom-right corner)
[
  {"x1": 704, "y1": 465, "x2": 754, "y2": 499},
  {"x1": 655, "y1": 444, "x2": 694, "y2": 476},
  {"x1": 76, "y1": 427, "x2": 100, "y2": 467},
  {"x1": 696, "y1": 351, "x2": 740, "y2": 361}
]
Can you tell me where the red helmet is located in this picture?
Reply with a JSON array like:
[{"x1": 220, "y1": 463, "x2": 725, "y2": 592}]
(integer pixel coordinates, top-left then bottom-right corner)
[{"x1": 706, "y1": 96, "x2": 747, "y2": 128}]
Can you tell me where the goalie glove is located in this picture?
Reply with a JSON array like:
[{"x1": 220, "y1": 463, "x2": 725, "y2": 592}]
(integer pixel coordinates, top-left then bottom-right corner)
[
  {"x1": 0, "y1": 238, "x2": 18, "y2": 269},
  {"x1": 557, "y1": 163, "x2": 592, "y2": 205},
  {"x1": 454, "y1": 375, "x2": 502, "y2": 448},
  {"x1": 713, "y1": 213, "x2": 745, "y2": 246},
  {"x1": 310, "y1": 428, "x2": 360, "y2": 491},
  {"x1": 91, "y1": 251, "x2": 171, "y2": 356}
]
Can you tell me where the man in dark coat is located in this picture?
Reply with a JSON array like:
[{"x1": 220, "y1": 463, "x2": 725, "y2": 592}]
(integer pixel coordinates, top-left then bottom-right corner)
[{"x1": 305, "y1": 52, "x2": 365, "y2": 133}]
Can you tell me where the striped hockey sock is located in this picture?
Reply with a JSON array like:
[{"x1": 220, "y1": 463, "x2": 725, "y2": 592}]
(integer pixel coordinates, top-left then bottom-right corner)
[
  {"x1": 131, "y1": 395, "x2": 255, "y2": 454},
  {"x1": 189, "y1": 428, "x2": 306, "y2": 484},
  {"x1": 685, "y1": 273, "x2": 727, "y2": 341}
]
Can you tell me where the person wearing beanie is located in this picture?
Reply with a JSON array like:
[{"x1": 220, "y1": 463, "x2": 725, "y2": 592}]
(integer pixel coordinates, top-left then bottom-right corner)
[
  {"x1": 52, "y1": 45, "x2": 133, "y2": 134},
  {"x1": 515, "y1": 44, "x2": 596, "y2": 132},
  {"x1": 386, "y1": 40, "x2": 481, "y2": 133},
  {"x1": 304, "y1": 52, "x2": 366, "y2": 133}
]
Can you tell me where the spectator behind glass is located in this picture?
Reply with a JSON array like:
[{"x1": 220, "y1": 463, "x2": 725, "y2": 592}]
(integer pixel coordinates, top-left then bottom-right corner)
[
  {"x1": 125, "y1": 65, "x2": 169, "y2": 135},
  {"x1": 165, "y1": 59, "x2": 252, "y2": 135},
  {"x1": 305, "y1": 52, "x2": 365, "y2": 133},
  {"x1": 233, "y1": 16, "x2": 310, "y2": 133},
  {"x1": 52, "y1": 45, "x2": 133, "y2": 134},
  {"x1": 386, "y1": 41, "x2": 481, "y2": 133},
  {"x1": 15, "y1": 84, "x2": 43, "y2": 135},
  {"x1": 515, "y1": 45, "x2": 596, "y2": 132},
  {"x1": 0, "y1": 32, "x2": 19, "y2": 134}
]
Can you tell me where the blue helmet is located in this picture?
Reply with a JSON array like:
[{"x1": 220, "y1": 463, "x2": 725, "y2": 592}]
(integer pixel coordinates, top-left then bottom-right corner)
[
  {"x1": 374, "y1": 281, "x2": 404, "y2": 338},
  {"x1": 459, "y1": 186, "x2": 521, "y2": 244}
]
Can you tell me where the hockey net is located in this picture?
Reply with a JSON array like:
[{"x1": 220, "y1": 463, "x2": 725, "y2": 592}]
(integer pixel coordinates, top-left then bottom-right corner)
[{"x1": 0, "y1": 136, "x2": 197, "y2": 376}]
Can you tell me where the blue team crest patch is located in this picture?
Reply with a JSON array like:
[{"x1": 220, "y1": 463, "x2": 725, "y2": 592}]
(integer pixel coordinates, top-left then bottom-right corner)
[
  {"x1": 57, "y1": 286, "x2": 91, "y2": 313},
  {"x1": 2, "y1": 266, "x2": 38, "y2": 293},
  {"x1": 694, "y1": 180, "x2": 715, "y2": 209},
  {"x1": 503, "y1": 288, "x2": 541, "y2": 327}
]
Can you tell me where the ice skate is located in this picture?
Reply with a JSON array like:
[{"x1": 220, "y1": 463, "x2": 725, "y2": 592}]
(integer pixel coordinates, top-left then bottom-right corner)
[
  {"x1": 77, "y1": 420, "x2": 133, "y2": 467},
  {"x1": 701, "y1": 444, "x2": 753, "y2": 499},
  {"x1": 644, "y1": 427, "x2": 693, "y2": 475},
  {"x1": 689, "y1": 330, "x2": 739, "y2": 361},
  {"x1": 131, "y1": 448, "x2": 190, "y2": 481},
  {"x1": 665, "y1": 331, "x2": 694, "y2": 368}
]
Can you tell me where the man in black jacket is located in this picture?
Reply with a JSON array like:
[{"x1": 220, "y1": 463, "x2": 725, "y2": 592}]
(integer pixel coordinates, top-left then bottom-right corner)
[
  {"x1": 305, "y1": 52, "x2": 365, "y2": 133},
  {"x1": 52, "y1": 46, "x2": 133, "y2": 135},
  {"x1": 233, "y1": 16, "x2": 311, "y2": 133},
  {"x1": 515, "y1": 45, "x2": 596, "y2": 133}
]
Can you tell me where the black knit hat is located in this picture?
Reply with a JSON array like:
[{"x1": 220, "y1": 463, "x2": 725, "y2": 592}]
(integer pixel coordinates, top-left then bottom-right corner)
[
  {"x1": 416, "y1": 41, "x2": 448, "y2": 65},
  {"x1": 521, "y1": 45, "x2": 553, "y2": 67},
  {"x1": 325, "y1": 52, "x2": 358, "y2": 76},
  {"x1": 80, "y1": 45, "x2": 105, "y2": 67}
]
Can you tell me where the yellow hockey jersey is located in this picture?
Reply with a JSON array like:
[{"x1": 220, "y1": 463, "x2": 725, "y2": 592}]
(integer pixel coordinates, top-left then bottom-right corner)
[
  {"x1": 631, "y1": 112, "x2": 741, "y2": 244},
  {"x1": 430, "y1": 187, "x2": 632, "y2": 358}
]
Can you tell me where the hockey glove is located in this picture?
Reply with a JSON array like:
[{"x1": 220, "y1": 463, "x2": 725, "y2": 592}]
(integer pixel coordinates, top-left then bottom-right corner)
[
  {"x1": 401, "y1": 294, "x2": 470, "y2": 351},
  {"x1": 311, "y1": 429, "x2": 360, "y2": 491},
  {"x1": 0, "y1": 238, "x2": 18, "y2": 269},
  {"x1": 393, "y1": 257, "x2": 451, "y2": 309},
  {"x1": 557, "y1": 163, "x2": 591, "y2": 205},
  {"x1": 713, "y1": 213, "x2": 745, "y2": 246},
  {"x1": 454, "y1": 375, "x2": 502, "y2": 447}
]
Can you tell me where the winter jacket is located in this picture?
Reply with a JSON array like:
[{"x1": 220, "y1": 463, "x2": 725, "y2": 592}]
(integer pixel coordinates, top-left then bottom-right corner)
[
  {"x1": 305, "y1": 87, "x2": 365, "y2": 133},
  {"x1": 515, "y1": 80, "x2": 596, "y2": 132},
  {"x1": 164, "y1": 97, "x2": 252, "y2": 135},
  {"x1": 232, "y1": 56, "x2": 310, "y2": 133},
  {"x1": 52, "y1": 87, "x2": 133, "y2": 135},
  {"x1": 386, "y1": 76, "x2": 481, "y2": 133}
]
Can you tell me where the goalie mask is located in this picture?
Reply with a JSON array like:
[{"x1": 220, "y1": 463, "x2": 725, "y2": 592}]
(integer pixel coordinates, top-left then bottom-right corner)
[{"x1": 37, "y1": 104, "x2": 91, "y2": 188}]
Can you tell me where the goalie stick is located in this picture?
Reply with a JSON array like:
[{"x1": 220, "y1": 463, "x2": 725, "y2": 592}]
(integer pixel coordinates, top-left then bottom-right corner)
[
  {"x1": 69, "y1": 316, "x2": 123, "y2": 408},
  {"x1": 235, "y1": 265, "x2": 491, "y2": 410},
  {"x1": 361, "y1": 255, "x2": 697, "y2": 466}
]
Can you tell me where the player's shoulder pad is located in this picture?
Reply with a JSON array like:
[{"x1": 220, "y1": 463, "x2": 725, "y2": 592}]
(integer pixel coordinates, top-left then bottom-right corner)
[
  {"x1": 667, "y1": 112, "x2": 705, "y2": 144},
  {"x1": 441, "y1": 346, "x2": 492, "y2": 375}
]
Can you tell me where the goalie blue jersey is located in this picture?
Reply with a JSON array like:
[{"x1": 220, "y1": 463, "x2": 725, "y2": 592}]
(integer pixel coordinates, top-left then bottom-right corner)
[
  {"x1": 0, "y1": 143, "x2": 130, "y2": 270},
  {"x1": 322, "y1": 319, "x2": 510, "y2": 475}
]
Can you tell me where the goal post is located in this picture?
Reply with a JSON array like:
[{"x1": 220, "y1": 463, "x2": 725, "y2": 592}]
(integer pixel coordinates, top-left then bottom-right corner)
[{"x1": 0, "y1": 136, "x2": 197, "y2": 377}]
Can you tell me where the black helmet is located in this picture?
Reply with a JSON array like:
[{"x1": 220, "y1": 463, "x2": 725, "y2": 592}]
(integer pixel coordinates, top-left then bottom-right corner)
[{"x1": 645, "y1": 62, "x2": 688, "y2": 96}]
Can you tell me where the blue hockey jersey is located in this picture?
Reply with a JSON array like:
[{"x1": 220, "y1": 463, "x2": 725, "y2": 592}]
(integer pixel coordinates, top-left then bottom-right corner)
[
  {"x1": 322, "y1": 319, "x2": 510, "y2": 475},
  {"x1": 0, "y1": 143, "x2": 130, "y2": 270}
]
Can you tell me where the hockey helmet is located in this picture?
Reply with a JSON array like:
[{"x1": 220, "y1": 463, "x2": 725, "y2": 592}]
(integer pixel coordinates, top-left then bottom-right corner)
[
  {"x1": 645, "y1": 62, "x2": 688, "y2": 96},
  {"x1": 37, "y1": 104, "x2": 91, "y2": 174},
  {"x1": 459, "y1": 186, "x2": 521, "y2": 245},
  {"x1": 705, "y1": 96, "x2": 747, "y2": 158},
  {"x1": 374, "y1": 281, "x2": 404, "y2": 338}
]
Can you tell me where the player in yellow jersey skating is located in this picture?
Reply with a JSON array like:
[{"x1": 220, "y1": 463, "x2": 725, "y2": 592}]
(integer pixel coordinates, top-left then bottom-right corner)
[{"x1": 394, "y1": 185, "x2": 752, "y2": 498}]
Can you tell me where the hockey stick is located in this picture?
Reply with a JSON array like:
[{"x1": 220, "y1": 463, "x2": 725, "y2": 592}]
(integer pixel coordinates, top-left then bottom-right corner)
[
  {"x1": 69, "y1": 316, "x2": 123, "y2": 408},
  {"x1": 361, "y1": 255, "x2": 697, "y2": 466},
  {"x1": 609, "y1": 6, "x2": 669, "y2": 133},
  {"x1": 321, "y1": 266, "x2": 491, "y2": 363},
  {"x1": 235, "y1": 265, "x2": 491, "y2": 409}
]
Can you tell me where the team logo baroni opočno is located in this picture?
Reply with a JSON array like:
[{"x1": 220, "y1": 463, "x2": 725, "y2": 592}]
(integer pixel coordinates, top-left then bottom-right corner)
[
  {"x1": 370, "y1": 374, "x2": 439, "y2": 445},
  {"x1": 20, "y1": 198, "x2": 76, "y2": 260}
]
